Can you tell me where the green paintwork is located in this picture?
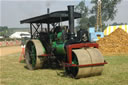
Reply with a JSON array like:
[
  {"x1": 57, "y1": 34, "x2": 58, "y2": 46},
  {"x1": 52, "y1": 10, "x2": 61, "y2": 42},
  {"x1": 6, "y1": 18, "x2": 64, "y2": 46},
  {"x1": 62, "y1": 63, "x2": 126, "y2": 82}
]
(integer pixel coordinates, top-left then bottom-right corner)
[
  {"x1": 31, "y1": 45, "x2": 36, "y2": 67},
  {"x1": 57, "y1": 32, "x2": 62, "y2": 40},
  {"x1": 52, "y1": 41, "x2": 66, "y2": 55},
  {"x1": 71, "y1": 53, "x2": 78, "y2": 76},
  {"x1": 51, "y1": 30, "x2": 66, "y2": 55},
  {"x1": 42, "y1": 46, "x2": 46, "y2": 53},
  {"x1": 37, "y1": 39, "x2": 46, "y2": 54}
]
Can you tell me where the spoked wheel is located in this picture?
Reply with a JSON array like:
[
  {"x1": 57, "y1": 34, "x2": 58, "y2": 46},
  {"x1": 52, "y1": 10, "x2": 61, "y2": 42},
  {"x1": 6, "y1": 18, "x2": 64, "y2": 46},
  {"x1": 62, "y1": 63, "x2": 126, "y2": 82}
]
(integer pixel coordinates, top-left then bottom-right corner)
[{"x1": 25, "y1": 40, "x2": 46, "y2": 70}]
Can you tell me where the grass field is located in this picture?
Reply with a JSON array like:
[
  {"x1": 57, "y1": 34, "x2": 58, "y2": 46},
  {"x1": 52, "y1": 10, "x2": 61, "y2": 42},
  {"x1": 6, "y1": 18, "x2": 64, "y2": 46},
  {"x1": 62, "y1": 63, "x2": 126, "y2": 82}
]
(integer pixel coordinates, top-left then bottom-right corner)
[{"x1": 0, "y1": 53, "x2": 128, "y2": 85}]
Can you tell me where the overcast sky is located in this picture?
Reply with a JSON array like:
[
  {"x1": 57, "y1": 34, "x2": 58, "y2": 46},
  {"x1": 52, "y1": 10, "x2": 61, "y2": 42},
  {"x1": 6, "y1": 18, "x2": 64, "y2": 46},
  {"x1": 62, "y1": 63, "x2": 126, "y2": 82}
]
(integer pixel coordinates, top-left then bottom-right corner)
[
  {"x1": 106, "y1": 0, "x2": 128, "y2": 24},
  {"x1": 0, "y1": 0, "x2": 128, "y2": 28}
]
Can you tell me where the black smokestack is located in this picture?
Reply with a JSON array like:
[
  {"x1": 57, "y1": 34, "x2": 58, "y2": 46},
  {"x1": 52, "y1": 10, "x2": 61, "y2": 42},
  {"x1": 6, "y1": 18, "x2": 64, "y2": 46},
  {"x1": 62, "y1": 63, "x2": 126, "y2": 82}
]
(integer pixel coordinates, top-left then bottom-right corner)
[
  {"x1": 68, "y1": 5, "x2": 75, "y2": 38},
  {"x1": 47, "y1": 8, "x2": 50, "y2": 32},
  {"x1": 47, "y1": 8, "x2": 50, "y2": 14}
]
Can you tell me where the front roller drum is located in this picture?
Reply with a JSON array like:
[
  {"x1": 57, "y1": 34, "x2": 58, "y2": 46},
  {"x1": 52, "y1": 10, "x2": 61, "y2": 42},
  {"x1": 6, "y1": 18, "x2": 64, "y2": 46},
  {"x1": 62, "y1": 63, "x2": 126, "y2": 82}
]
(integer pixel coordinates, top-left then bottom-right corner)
[
  {"x1": 66, "y1": 48, "x2": 104, "y2": 78},
  {"x1": 25, "y1": 40, "x2": 46, "y2": 70}
]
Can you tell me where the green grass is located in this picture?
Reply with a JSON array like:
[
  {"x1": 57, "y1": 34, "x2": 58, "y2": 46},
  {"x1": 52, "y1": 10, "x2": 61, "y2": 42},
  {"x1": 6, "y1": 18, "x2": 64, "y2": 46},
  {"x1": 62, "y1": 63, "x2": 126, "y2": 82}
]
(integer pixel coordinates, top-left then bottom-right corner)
[{"x1": 0, "y1": 53, "x2": 128, "y2": 85}]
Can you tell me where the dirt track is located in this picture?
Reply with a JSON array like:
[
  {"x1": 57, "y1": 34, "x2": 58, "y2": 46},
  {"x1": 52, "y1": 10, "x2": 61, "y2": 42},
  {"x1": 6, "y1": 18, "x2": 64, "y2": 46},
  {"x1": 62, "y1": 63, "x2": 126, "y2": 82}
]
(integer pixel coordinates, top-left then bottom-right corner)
[{"x1": 0, "y1": 46, "x2": 22, "y2": 56}]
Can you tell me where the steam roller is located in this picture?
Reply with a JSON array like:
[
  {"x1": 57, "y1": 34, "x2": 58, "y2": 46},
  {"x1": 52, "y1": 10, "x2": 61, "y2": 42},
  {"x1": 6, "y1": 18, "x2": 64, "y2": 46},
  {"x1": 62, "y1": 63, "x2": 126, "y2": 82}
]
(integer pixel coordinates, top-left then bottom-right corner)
[{"x1": 20, "y1": 5, "x2": 107, "y2": 78}]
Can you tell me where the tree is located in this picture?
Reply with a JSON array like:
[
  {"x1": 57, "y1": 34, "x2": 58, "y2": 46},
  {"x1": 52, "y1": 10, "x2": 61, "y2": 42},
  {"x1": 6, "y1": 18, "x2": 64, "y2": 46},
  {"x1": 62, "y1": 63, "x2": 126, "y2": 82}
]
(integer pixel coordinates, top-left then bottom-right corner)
[
  {"x1": 88, "y1": 16, "x2": 96, "y2": 27},
  {"x1": 111, "y1": 22, "x2": 127, "y2": 25},
  {"x1": 75, "y1": 0, "x2": 89, "y2": 30},
  {"x1": 0, "y1": 26, "x2": 9, "y2": 36},
  {"x1": 91, "y1": 0, "x2": 121, "y2": 22},
  {"x1": 75, "y1": 0, "x2": 122, "y2": 30}
]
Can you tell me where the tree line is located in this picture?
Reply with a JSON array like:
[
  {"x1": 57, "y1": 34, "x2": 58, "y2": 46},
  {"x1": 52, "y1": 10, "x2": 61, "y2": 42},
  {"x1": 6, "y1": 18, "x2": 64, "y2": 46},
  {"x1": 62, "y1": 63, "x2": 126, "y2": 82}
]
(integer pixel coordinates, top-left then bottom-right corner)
[
  {"x1": 0, "y1": 26, "x2": 9, "y2": 37},
  {"x1": 75, "y1": 0, "x2": 122, "y2": 31}
]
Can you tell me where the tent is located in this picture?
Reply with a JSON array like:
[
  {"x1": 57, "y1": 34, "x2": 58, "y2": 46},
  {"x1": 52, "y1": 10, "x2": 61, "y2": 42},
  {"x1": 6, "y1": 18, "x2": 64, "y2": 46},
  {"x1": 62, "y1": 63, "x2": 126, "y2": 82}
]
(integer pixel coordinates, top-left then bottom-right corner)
[
  {"x1": 10, "y1": 32, "x2": 30, "y2": 38},
  {"x1": 104, "y1": 25, "x2": 128, "y2": 36}
]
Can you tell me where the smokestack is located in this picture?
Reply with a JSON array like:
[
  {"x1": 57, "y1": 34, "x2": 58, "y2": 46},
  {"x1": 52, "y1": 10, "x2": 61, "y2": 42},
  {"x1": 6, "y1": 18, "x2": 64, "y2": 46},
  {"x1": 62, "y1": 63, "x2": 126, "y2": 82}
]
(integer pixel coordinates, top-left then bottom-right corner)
[
  {"x1": 68, "y1": 5, "x2": 75, "y2": 38},
  {"x1": 47, "y1": 8, "x2": 50, "y2": 14},
  {"x1": 47, "y1": 8, "x2": 50, "y2": 32}
]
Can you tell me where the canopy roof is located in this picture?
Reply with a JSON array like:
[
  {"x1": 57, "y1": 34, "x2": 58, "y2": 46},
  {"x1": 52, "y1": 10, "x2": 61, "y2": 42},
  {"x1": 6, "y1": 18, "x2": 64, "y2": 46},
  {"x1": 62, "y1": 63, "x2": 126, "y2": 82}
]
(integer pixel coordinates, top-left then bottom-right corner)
[{"x1": 20, "y1": 11, "x2": 81, "y2": 24}]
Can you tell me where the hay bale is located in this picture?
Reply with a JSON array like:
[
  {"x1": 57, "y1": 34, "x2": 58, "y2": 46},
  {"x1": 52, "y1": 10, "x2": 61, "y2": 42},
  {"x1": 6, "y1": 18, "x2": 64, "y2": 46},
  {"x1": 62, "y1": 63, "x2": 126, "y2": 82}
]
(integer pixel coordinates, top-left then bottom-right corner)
[{"x1": 97, "y1": 28, "x2": 128, "y2": 55}]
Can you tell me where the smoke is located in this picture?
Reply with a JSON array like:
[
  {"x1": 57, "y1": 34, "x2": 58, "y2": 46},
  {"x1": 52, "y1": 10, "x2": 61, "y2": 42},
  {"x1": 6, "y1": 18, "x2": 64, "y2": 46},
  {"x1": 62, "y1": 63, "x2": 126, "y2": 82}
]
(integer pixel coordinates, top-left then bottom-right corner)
[
  {"x1": 45, "y1": 0, "x2": 59, "y2": 8},
  {"x1": 46, "y1": 0, "x2": 52, "y2": 8},
  {"x1": 46, "y1": 2, "x2": 50, "y2": 7}
]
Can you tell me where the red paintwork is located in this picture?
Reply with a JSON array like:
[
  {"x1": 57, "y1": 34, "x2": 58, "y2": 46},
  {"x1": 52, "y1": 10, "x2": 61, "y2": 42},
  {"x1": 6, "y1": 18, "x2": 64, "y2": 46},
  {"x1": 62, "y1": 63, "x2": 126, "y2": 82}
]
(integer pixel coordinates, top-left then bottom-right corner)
[
  {"x1": 64, "y1": 61, "x2": 107, "y2": 67},
  {"x1": 39, "y1": 43, "x2": 107, "y2": 67},
  {"x1": 65, "y1": 43, "x2": 107, "y2": 67},
  {"x1": 40, "y1": 54, "x2": 51, "y2": 56},
  {"x1": 66, "y1": 43, "x2": 99, "y2": 64}
]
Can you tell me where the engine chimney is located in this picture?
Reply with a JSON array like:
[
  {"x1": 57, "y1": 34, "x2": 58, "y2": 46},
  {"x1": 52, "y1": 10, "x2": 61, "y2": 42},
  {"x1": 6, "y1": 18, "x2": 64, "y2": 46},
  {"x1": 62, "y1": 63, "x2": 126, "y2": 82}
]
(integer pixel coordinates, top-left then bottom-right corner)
[
  {"x1": 47, "y1": 8, "x2": 50, "y2": 32},
  {"x1": 68, "y1": 5, "x2": 75, "y2": 39},
  {"x1": 47, "y1": 8, "x2": 50, "y2": 14}
]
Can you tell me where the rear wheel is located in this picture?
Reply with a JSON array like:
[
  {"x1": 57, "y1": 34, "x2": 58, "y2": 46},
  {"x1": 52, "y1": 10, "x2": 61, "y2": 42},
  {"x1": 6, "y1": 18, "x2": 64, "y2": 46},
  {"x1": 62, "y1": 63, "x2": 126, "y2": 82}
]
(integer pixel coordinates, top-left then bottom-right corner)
[
  {"x1": 25, "y1": 40, "x2": 46, "y2": 70},
  {"x1": 25, "y1": 41, "x2": 37, "y2": 70}
]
